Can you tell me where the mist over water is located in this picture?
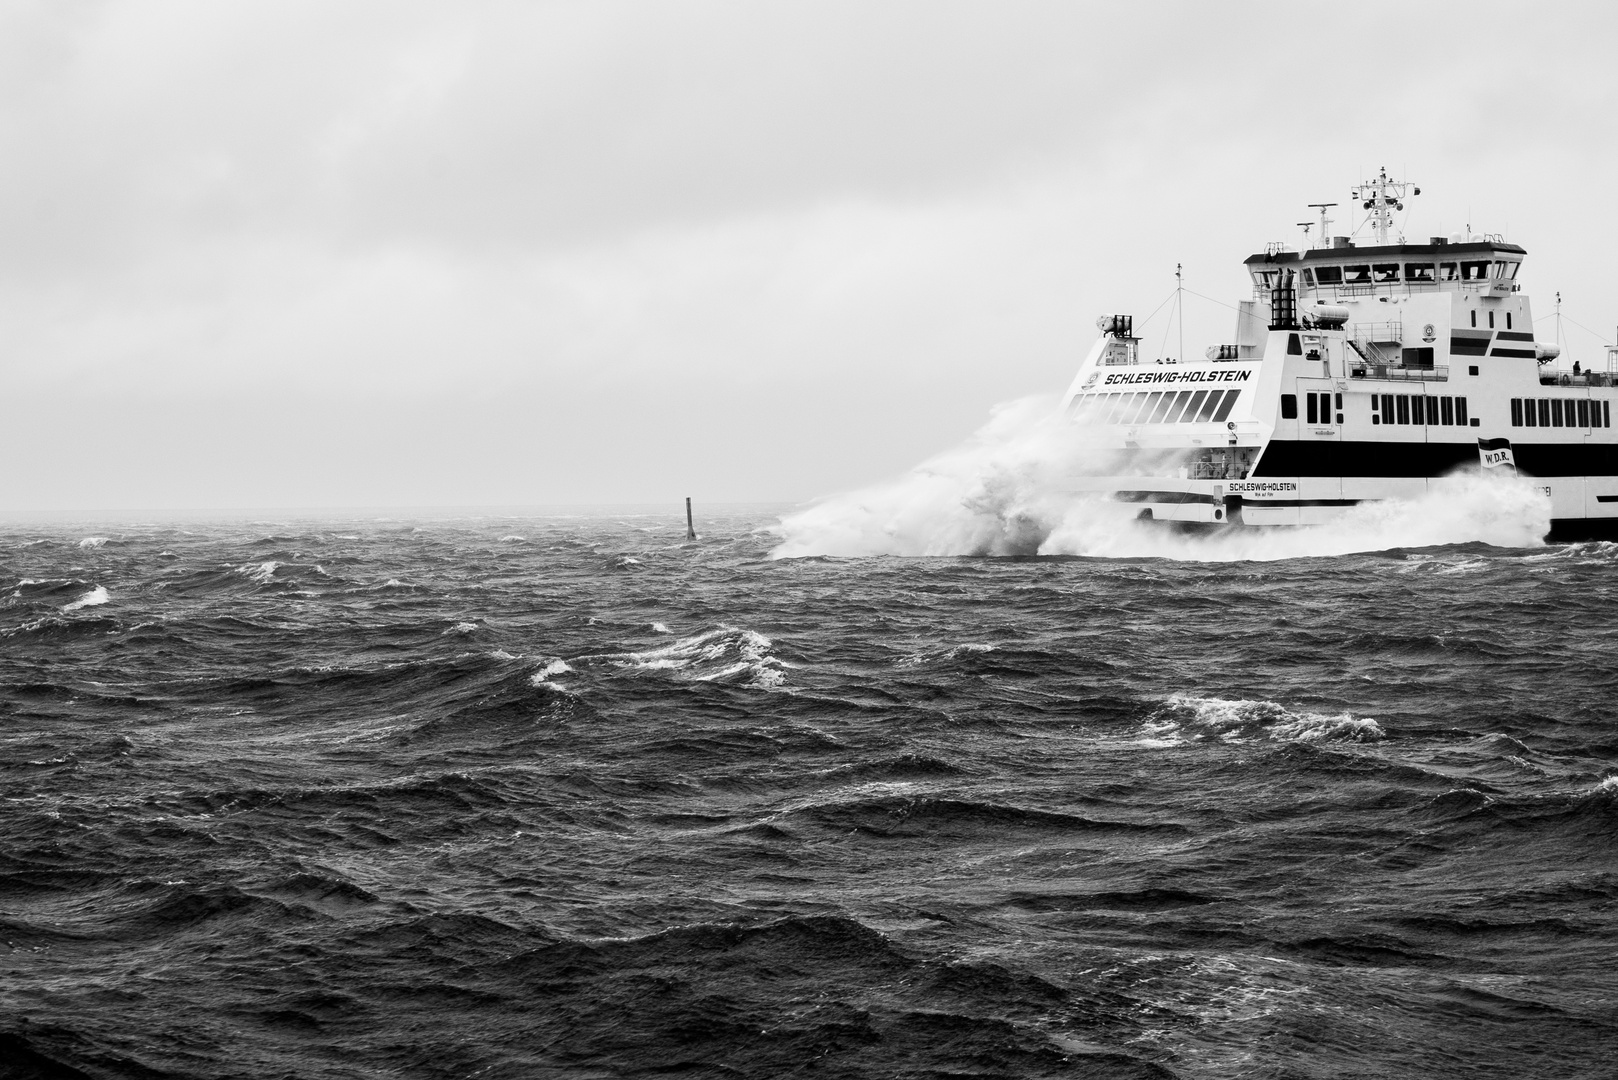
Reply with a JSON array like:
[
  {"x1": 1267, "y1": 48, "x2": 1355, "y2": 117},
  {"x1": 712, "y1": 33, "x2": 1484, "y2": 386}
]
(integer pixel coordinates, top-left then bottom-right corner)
[{"x1": 770, "y1": 397, "x2": 1553, "y2": 559}]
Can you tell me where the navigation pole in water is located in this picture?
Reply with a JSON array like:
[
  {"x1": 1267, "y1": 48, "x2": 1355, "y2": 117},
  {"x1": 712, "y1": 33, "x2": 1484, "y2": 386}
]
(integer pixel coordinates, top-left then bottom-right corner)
[{"x1": 686, "y1": 498, "x2": 696, "y2": 540}]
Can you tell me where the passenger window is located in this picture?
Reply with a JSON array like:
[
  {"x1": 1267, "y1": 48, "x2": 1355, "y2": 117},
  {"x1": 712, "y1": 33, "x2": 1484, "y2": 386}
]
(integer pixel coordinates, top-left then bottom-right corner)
[
  {"x1": 1523, "y1": 398, "x2": 1537, "y2": 426},
  {"x1": 1372, "y1": 263, "x2": 1400, "y2": 283},
  {"x1": 1442, "y1": 397, "x2": 1454, "y2": 425},
  {"x1": 1578, "y1": 399, "x2": 1590, "y2": 427},
  {"x1": 1280, "y1": 394, "x2": 1298, "y2": 419},
  {"x1": 1488, "y1": 311, "x2": 1495, "y2": 328},
  {"x1": 1212, "y1": 390, "x2": 1240, "y2": 422},
  {"x1": 1396, "y1": 396, "x2": 1410, "y2": 424},
  {"x1": 1306, "y1": 394, "x2": 1318, "y2": 424},
  {"x1": 1537, "y1": 399, "x2": 1550, "y2": 426},
  {"x1": 1182, "y1": 390, "x2": 1209, "y2": 422},
  {"x1": 1506, "y1": 312, "x2": 1513, "y2": 329},
  {"x1": 1404, "y1": 263, "x2": 1435, "y2": 282},
  {"x1": 1314, "y1": 266, "x2": 1343, "y2": 285},
  {"x1": 1510, "y1": 398, "x2": 1522, "y2": 426},
  {"x1": 1163, "y1": 390, "x2": 1195, "y2": 423},
  {"x1": 1551, "y1": 400, "x2": 1564, "y2": 427},
  {"x1": 1371, "y1": 396, "x2": 1380, "y2": 425},
  {"x1": 1456, "y1": 397, "x2": 1469, "y2": 425}
]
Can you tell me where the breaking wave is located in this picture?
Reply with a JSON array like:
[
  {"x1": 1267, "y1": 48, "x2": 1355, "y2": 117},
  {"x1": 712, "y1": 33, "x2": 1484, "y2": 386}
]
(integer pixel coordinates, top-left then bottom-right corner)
[
  {"x1": 1140, "y1": 694, "x2": 1385, "y2": 746},
  {"x1": 770, "y1": 397, "x2": 1551, "y2": 561},
  {"x1": 576, "y1": 626, "x2": 786, "y2": 688},
  {"x1": 61, "y1": 585, "x2": 110, "y2": 612}
]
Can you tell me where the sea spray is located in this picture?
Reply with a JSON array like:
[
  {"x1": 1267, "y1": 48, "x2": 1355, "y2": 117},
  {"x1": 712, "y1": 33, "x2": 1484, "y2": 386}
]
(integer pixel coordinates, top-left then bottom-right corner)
[
  {"x1": 770, "y1": 396, "x2": 1099, "y2": 558},
  {"x1": 771, "y1": 398, "x2": 1553, "y2": 560}
]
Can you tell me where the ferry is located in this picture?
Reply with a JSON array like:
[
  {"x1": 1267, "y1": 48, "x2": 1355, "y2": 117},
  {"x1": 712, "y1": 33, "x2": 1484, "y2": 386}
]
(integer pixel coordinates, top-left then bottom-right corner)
[{"x1": 1059, "y1": 169, "x2": 1618, "y2": 539}]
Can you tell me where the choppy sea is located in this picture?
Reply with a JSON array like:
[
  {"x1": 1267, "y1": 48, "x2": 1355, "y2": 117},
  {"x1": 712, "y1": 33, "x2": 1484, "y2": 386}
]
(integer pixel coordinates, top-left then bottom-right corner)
[{"x1": 3, "y1": 508, "x2": 1616, "y2": 1079}]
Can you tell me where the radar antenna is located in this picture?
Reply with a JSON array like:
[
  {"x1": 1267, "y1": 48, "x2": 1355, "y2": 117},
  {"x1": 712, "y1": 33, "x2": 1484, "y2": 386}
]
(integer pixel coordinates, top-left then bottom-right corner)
[
  {"x1": 1352, "y1": 168, "x2": 1418, "y2": 246},
  {"x1": 1307, "y1": 203, "x2": 1336, "y2": 249}
]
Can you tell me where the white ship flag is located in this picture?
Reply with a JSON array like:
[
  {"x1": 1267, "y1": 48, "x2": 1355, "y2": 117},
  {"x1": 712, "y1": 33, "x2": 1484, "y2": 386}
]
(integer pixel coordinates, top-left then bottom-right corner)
[{"x1": 1477, "y1": 438, "x2": 1515, "y2": 469}]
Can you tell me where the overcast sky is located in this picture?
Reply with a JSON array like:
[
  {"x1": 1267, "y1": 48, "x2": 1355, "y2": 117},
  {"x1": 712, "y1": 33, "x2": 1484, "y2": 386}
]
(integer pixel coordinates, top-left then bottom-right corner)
[{"x1": 3, "y1": 1, "x2": 1616, "y2": 511}]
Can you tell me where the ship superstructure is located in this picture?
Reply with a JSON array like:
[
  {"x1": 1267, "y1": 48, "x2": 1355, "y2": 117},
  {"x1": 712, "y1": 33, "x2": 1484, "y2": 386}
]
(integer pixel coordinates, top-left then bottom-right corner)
[{"x1": 1059, "y1": 170, "x2": 1618, "y2": 538}]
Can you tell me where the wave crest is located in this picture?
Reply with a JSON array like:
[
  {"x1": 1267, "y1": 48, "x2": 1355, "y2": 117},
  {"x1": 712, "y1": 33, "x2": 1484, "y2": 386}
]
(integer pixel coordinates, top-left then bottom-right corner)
[{"x1": 1142, "y1": 693, "x2": 1385, "y2": 745}]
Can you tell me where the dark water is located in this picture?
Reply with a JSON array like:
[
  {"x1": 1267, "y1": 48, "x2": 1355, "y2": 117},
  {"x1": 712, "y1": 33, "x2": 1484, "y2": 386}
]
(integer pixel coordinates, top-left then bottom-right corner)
[{"x1": 3, "y1": 511, "x2": 1616, "y2": 1079}]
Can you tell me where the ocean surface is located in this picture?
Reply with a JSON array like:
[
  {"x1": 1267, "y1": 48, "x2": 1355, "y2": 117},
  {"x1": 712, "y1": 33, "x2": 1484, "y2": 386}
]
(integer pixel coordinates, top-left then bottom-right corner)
[{"x1": 3, "y1": 508, "x2": 1616, "y2": 1079}]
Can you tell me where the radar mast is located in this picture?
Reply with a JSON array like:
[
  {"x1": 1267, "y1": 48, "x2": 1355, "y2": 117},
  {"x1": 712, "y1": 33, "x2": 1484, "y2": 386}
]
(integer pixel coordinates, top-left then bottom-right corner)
[{"x1": 1352, "y1": 168, "x2": 1418, "y2": 246}]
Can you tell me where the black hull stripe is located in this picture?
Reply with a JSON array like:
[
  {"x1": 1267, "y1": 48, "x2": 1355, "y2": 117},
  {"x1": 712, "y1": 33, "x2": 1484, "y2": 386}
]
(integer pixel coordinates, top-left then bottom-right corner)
[{"x1": 1254, "y1": 440, "x2": 1618, "y2": 477}]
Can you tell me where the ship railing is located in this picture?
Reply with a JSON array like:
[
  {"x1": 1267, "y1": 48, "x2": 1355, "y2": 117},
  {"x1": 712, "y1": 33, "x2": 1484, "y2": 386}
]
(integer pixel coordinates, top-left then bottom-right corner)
[
  {"x1": 1188, "y1": 462, "x2": 1248, "y2": 480},
  {"x1": 1349, "y1": 363, "x2": 1450, "y2": 382},
  {"x1": 1540, "y1": 371, "x2": 1617, "y2": 388}
]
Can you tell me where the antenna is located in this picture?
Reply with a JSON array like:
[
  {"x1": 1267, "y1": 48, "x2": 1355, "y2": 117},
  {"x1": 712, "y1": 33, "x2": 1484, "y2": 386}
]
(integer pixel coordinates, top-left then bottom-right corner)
[
  {"x1": 1176, "y1": 263, "x2": 1183, "y2": 364},
  {"x1": 1307, "y1": 203, "x2": 1336, "y2": 249},
  {"x1": 1350, "y1": 167, "x2": 1418, "y2": 245}
]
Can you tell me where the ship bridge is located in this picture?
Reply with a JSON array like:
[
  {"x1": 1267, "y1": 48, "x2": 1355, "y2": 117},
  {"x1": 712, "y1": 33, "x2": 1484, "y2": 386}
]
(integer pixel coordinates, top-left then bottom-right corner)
[{"x1": 1245, "y1": 240, "x2": 1525, "y2": 301}]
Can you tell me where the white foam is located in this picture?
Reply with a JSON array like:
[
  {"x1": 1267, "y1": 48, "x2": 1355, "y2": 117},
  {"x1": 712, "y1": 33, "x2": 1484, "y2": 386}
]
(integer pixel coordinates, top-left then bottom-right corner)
[
  {"x1": 78, "y1": 536, "x2": 108, "y2": 549},
  {"x1": 490, "y1": 649, "x2": 521, "y2": 660},
  {"x1": 236, "y1": 561, "x2": 279, "y2": 584},
  {"x1": 443, "y1": 622, "x2": 478, "y2": 635},
  {"x1": 61, "y1": 585, "x2": 109, "y2": 612},
  {"x1": 581, "y1": 626, "x2": 786, "y2": 689},
  {"x1": 770, "y1": 396, "x2": 1551, "y2": 561},
  {"x1": 1140, "y1": 693, "x2": 1384, "y2": 746},
  {"x1": 529, "y1": 658, "x2": 572, "y2": 684},
  {"x1": 500, "y1": 535, "x2": 526, "y2": 543},
  {"x1": 650, "y1": 622, "x2": 672, "y2": 634}
]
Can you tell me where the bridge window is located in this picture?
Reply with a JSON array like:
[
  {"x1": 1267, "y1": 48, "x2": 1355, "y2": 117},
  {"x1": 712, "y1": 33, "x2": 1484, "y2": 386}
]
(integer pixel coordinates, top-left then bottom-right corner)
[
  {"x1": 1280, "y1": 394, "x2": 1298, "y2": 419},
  {"x1": 1405, "y1": 263, "x2": 1435, "y2": 282},
  {"x1": 1373, "y1": 263, "x2": 1400, "y2": 283},
  {"x1": 1440, "y1": 262, "x2": 1460, "y2": 281},
  {"x1": 1314, "y1": 266, "x2": 1343, "y2": 285},
  {"x1": 1462, "y1": 260, "x2": 1491, "y2": 281},
  {"x1": 1306, "y1": 393, "x2": 1317, "y2": 424},
  {"x1": 1344, "y1": 265, "x2": 1371, "y2": 284}
]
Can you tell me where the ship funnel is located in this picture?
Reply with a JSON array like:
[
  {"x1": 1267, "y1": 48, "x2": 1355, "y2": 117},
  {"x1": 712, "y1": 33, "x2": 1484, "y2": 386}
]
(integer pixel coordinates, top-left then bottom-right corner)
[
  {"x1": 1267, "y1": 269, "x2": 1297, "y2": 331},
  {"x1": 1096, "y1": 314, "x2": 1133, "y2": 338}
]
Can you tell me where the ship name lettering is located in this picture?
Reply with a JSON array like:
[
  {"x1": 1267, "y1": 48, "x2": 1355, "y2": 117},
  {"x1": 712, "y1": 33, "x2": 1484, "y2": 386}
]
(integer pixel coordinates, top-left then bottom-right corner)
[{"x1": 1100, "y1": 368, "x2": 1253, "y2": 387}]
